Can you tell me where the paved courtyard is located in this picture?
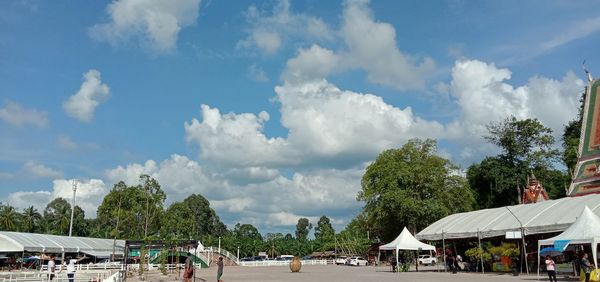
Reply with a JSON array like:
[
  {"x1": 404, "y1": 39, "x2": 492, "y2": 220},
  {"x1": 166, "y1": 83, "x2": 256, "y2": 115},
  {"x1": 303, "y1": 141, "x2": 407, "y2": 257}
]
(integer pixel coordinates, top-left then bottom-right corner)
[{"x1": 128, "y1": 265, "x2": 578, "y2": 282}]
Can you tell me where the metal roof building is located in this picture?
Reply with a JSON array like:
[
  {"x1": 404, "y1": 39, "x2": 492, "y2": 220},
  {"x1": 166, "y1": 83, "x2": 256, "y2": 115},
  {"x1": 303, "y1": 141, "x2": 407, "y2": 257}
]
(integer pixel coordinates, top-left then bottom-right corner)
[
  {"x1": 0, "y1": 231, "x2": 125, "y2": 258},
  {"x1": 416, "y1": 193, "x2": 600, "y2": 241}
]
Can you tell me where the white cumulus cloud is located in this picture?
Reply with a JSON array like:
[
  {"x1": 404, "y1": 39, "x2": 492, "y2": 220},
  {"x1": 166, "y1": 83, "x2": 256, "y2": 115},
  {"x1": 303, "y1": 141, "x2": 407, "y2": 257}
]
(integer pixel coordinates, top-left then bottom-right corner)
[
  {"x1": 23, "y1": 161, "x2": 63, "y2": 179},
  {"x1": 4, "y1": 179, "x2": 109, "y2": 217},
  {"x1": 63, "y1": 70, "x2": 110, "y2": 122},
  {"x1": 90, "y1": 0, "x2": 200, "y2": 53},
  {"x1": 237, "y1": 0, "x2": 333, "y2": 55},
  {"x1": 0, "y1": 101, "x2": 48, "y2": 128}
]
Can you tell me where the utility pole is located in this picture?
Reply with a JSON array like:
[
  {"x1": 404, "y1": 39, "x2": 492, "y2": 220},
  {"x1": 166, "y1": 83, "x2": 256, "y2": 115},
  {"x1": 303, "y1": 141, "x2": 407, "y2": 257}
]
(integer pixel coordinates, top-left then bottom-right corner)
[{"x1": 68, "y1": 179, "x2": 78, "y2": 237}]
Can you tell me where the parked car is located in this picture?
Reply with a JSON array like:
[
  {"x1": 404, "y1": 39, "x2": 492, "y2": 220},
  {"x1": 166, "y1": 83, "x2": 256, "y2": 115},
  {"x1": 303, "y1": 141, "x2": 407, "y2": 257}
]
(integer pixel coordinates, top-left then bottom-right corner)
[
  {"x1": 240, "y1": 257, "x2": 254, "y2": 261},
  {"x1": 335, "y1": 256, "x2": 347, "y2": 265},
  {"x1": 349, "y1": 256, "x2": 368, "y2": 266},
  {"x1": 417, "y1": 255, "x2": 437, "y2": 265}
]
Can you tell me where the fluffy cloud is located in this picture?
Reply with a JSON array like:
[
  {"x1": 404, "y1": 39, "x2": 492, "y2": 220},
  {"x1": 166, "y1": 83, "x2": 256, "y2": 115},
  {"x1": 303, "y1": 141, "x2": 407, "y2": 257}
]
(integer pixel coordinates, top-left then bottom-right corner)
[
  {"x1": 63, "y1": 70, "x2": 110, "y2": 122},
  {"x1": 57, "y1": 136, "x2": 78, "y2": 151},
  {"x1": 185, "y1": 79, "x2": 447, "y2": 169},
  {"x1": 237, "y1": 0, "x2": 333, "y2": 54},
  {"x1": 90, "y1": 0, "x2": 200, "y2": 53},
  {"x1": 450, "y1": 59, "x2": 584, "y2": 139},
  {"x1": 23, "y1": 161, "x2": 63, "y2": 179},
  {"x1": 338, "y1": 0, "x2": 435, "y2": 90},
  {"x1": 0, "y1": 101, "x2": 48, "y2": 128},
  {"x1": 104, "y1": 154, "x2": 360, "y2": 229},
  {"x1": 247, "y1": 64, "x2": 269, "y2": 82},
  {"x1": 4, "y1": 179, "x2": 109, "y2": 217},
  {"x1": 242, "y1": 0, "x2": 435, "y2": 90}
]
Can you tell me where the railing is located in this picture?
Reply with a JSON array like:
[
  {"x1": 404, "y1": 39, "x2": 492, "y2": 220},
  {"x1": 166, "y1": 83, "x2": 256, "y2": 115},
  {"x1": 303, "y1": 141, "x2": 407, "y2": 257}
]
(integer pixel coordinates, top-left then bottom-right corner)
[
  {"x1": 0, "y1": 270, "x2": 115, "y2": 281},
  {"x1": 239, "y1": 259, "x2": 328, "y2": 267},
  {"x1": 203, "y1": 247, "x2": 238, "y2": 265}
]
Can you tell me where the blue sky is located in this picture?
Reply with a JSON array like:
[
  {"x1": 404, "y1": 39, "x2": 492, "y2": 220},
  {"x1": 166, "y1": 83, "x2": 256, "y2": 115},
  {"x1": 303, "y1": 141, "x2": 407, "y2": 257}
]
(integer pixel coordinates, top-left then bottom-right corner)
[{"x1": 1, "y1": 0, "x2": 599, "y2": 235}]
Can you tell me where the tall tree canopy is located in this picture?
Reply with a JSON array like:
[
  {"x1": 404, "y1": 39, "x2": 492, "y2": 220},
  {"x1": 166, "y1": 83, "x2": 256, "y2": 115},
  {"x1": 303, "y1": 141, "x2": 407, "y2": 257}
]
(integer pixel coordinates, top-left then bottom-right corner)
[
  {"x1": 161, "y1": 202, "x2": 195, "y2": 239},
  {"x1": 0, "y1": 204, "x2": 20, "y2": 231},
  {"x1": 562, "y1": 92, "x2": 585, "y2": 174},
  {"x1": 485, "y1": 116, "x2": 559, "y2": 169},
  {"x1": 182, "y1": 194, "x2": 227, "y2": 237},
  {"x1": 295, "y1": 218, "x2": 313, "y2": 241},
  {"x1": 96, "y1": 175, "x2": 166, "y2": 239},
  {"x1": 469, "y1": 117, "x2": 566, "y2": 208},
  {"x1": 358, "y1": 139, "x2": 475, "y2": 242}
]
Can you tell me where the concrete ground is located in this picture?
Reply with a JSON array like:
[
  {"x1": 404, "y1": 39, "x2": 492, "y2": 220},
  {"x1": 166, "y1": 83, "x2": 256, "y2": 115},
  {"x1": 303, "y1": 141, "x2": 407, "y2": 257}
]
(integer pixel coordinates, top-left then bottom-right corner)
[{"x1": 126, "y1": 264, "x2": 579, "y2": 282}]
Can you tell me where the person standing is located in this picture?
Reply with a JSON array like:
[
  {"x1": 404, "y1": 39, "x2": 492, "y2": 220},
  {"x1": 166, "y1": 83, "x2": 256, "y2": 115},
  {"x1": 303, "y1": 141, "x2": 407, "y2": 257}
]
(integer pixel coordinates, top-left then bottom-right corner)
[
  {"x1": 184, "y1": 255, "x2": 194, "y2": 282},
  {"x1": 47, "y1": 254, "x2": 56, "y2": 281},
  {"x1": 216, "y1": 256, "x2": 224, "y2": 282},
  {"x1": 581, "y1": 253, "x2": 592, "y2": 282},
  {"x1": 66, "y1": 259, "x2": 76, "y2": 282},
  {"x1": 545, "y1": 255, "x2": 557, "y2": 282}
]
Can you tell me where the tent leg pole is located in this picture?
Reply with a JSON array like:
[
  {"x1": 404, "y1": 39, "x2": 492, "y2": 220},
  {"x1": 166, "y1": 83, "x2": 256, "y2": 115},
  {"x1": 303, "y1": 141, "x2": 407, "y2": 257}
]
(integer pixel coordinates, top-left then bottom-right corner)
[
  {"x1": 522, "y1": 228, "x2": 529, "y2": 275},
  {"x1": 537, "y1": 243, "x2": 540, "y2": 281},
  {"x1": 442, "y1": 231, "x2": 446, "y2": 273},
  {"x1": 478, "y1": 229, "x2": 484, "y2": 274}
]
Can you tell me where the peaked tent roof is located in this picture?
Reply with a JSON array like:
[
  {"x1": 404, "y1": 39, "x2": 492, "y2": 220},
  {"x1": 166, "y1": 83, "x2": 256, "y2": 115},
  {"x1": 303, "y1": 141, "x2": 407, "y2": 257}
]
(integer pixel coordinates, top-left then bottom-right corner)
[
  {"x1": 379, "y1": 227, "x2": 435, "y2": 251},
  {"x1": 539, "y1": 206, "x2": 600, "y2": 245}
]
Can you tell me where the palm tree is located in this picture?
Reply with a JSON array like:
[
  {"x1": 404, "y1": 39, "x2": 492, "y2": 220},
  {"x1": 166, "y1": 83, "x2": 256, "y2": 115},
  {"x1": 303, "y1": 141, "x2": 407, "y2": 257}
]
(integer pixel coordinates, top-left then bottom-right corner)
[
  {"x1": 0, "y1": 205, "x2": 20, "y2": 231},
  {"x1": 52, "y1": 204, "x2": 71, "y2": 235},
  {"x1": 22, "y1": 206, "x2": 42, "y2": 233}
]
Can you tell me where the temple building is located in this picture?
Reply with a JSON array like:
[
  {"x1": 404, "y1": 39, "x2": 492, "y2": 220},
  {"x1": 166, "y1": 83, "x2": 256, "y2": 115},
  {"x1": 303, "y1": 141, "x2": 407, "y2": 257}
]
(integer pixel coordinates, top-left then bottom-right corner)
[{"x1": 568, "y1": 78, "x2": 600, "y2": 196}]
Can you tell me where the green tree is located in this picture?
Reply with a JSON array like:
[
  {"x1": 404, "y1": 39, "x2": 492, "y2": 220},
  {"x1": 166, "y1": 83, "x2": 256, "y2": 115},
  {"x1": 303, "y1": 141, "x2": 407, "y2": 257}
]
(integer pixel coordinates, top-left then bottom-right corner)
[
  {"x1": 231, "y1": 223, "x2": 263, "y2": 257},
  {"x1": 182, "y1": 194, "x2": 227, "y2": 238},
  {"x1": 562, "y1": 92, "x2": 585, "y2": 175},
  {"x1": 96, "y1": 175, "x2": 166, "y2": 239},
  {"x1": 0, "y1": 204, "x2": 20, "y2": 231},
  {"x1": 21, "y1": 206, "x2": 42, "y2": 233},
  {"x1": 314, "y1": 216, "x2": 335, "y2": 250},
  {"x1": 160, "y1": 202, "x2": 195, "y2": 239},
  {"x1": 485, "y1": 116, "x2": 559, "y2": 170},
  {"x1": 43, "y1": 198, "x2": 72, "y2": 235},
  {"x1": 358, "y1": 139, "x2": 475, "y2": 242},
  {"x1": 469, "y1": 116, "x2": 565, "y2": 208},
  {"x1": 295, "y1": 218, "x2": 312, "y2": 241}
]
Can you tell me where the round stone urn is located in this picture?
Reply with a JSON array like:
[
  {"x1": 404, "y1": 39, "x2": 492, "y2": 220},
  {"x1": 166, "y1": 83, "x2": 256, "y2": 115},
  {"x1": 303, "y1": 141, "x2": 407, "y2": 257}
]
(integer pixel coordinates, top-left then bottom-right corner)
[{"x1": 289, "y1": 256, "x2": 302, "y2": 272}]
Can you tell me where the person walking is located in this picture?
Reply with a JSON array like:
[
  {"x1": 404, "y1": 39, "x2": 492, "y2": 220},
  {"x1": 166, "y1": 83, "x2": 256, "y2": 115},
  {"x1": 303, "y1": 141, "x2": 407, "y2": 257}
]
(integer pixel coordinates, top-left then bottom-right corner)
[
  {"x1": 184, "y1": 255, "x2": 194, "y2": 282},
  {"x1": 545, "y1": 255, "x2": 557, "y2": 282},
  {"x1": 46, "y1": 254, "x2": 57, "y2": 281},
  {"x1": 581, "y1": 253, "x2": 593, "y2": 282},
  {"x1": 66, "y1": 259, "x2": 76, "y2": 282},
  {"x1": 217, "y1": 257, "x2": 224, "y2": 282}
]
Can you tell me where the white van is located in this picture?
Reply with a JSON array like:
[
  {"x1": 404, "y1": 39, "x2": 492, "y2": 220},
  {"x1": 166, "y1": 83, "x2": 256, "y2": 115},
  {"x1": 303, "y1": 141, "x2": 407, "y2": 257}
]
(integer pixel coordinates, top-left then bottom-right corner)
[{"x1": 278, "y1": 255, "x2": 294, "y2": 261}]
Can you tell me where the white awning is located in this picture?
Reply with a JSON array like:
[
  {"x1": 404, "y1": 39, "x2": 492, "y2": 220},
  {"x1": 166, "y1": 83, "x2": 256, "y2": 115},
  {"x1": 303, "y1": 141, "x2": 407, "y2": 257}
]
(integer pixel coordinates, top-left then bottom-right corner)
[
  {"x1": 416, "y1": 194, "x2": 600, "y2": 241},
  {"x1": 0, "y1": 231, "x2": 125, "y2": 257}
]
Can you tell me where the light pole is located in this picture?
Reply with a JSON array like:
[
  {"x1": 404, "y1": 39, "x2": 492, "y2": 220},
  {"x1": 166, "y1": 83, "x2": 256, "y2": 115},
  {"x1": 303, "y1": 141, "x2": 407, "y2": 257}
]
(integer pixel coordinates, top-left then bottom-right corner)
[
  {"x1": 68, "y1": 179, "x2": 78, "y2": 237},
  {"x1": 218, "y1": 237, "x2": 221, "y2": 254},
  {"x1": 237, "y1": 246, "x2": 240, "y2": 264}
]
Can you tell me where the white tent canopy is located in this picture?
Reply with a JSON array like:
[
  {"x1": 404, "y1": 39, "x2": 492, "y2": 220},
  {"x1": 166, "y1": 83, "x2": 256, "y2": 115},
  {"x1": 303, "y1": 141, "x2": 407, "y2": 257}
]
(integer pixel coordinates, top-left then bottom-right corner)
[
  {"x1": 537, "y1": 206, "x2": 600, "y2": 277},
  {"x1": 380, "y1": 227, "x2": 436, "y2": 251},
  {"x1": 0, "y1": 231, "x2": 125, "y2": 257},
  {"x1": 379, "y1": 227, "x2": 435, "y2": 270},
  {"x1": 417, "y1": 194, "x2": 600, "y2": 241}
]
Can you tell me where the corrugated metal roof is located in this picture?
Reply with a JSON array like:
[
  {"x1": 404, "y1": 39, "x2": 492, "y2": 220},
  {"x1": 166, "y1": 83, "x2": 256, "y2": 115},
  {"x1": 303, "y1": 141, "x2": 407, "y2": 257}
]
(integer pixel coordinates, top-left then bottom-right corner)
[
  {"x1": 416, "y1": 193, "x2": 600, "y2": 241},
  {"x1": 0, "y1": 231, "x2": 125, "y2": 255}
]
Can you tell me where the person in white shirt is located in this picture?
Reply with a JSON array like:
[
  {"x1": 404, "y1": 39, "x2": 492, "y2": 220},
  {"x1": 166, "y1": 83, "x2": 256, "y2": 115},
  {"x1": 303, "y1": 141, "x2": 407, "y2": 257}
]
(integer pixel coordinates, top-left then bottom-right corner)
[
  {"x1": 66, "y1": 259, "x2": 76, "y2": 282},
  {"x1": 47, "y1": 255, "x2": 56, "y2": 281},
  {"x1": 545, "y1": 255, "x2": 557, "y2": 282}
]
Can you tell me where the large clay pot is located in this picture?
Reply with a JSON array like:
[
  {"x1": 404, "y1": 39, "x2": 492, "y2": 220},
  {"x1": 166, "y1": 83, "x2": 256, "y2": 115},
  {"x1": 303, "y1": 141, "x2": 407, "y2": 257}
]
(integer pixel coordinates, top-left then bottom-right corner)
[{"x1": 289, "y1": 256, "x2": 302, "y2": 272}]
